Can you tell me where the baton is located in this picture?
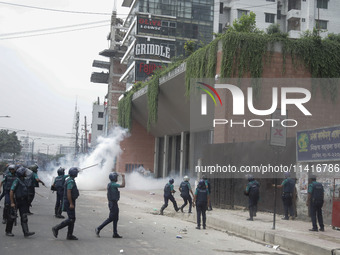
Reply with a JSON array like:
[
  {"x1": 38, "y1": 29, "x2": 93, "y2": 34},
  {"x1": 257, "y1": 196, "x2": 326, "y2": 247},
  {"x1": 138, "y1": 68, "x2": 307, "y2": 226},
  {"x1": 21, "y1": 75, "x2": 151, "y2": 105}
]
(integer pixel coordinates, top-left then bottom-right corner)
[{"x1": 79, "y1": 163, "x2": 99, "y2": 172}]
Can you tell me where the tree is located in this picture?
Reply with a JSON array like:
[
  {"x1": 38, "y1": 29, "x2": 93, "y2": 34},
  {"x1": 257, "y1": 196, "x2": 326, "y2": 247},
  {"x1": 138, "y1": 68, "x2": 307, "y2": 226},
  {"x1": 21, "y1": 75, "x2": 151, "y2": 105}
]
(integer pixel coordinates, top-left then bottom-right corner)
[
  {"x1": 0, "y1": 129, "x2": 22, "y2": 156},
  {"x1": 228, "y1": 12, "x2": 262, "y2": 34}
]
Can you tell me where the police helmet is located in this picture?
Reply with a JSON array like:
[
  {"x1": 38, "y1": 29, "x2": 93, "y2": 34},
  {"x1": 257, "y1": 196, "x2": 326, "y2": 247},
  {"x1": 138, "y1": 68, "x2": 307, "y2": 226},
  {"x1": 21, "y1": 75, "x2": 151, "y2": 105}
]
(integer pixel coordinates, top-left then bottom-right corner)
[
  {"x1": 169, "y1": 178, "x2": 174, "y2": 184},
  {"x1": 198, "y1": 180, "x2": 206, "y2": 189},
  {"x1": 29, "y1": 164, "x2": 39, "y2": 173},
  {"x1": 57, "y1": 167, "x2": 65, "y2": 176},
  {"x1": 247, "y1": 174, "x2": 254, "y2": 182},
  {"x1": 68, "y1": 167, "x2": 79, "y2": 177},
  {"x1": 16, "y1": 166, "x2": 27, "y2": 177},
  {"x1": 183, "y1": 176, "x2": 189, "y2": 181},
  {"x1": 202, "y1": 175, "x2": 207, "y2": 180},
  {"x1": 8, "y1": 164, "x2": 16, "y2": 171},
  {"x1": 109, "y1": 172, "x2": 118, "y2": 182},
  {"x1": 284, "y1": 172, "x2": 291, "y2": 178}
]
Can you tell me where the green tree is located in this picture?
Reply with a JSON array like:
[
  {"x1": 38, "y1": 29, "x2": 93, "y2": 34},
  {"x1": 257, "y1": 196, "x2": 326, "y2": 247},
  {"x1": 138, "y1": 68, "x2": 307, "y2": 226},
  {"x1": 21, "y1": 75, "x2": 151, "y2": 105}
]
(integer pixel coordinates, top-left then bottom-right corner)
[
  {"x1": 184, "y1": 40, "x2": 197, "y2": 57},
  {"x1": 0, "y1": 129, "x2": 22, "y2": 156},
  {"x1": 229, "y1": 11, "x2": 262, "y2": 34}
]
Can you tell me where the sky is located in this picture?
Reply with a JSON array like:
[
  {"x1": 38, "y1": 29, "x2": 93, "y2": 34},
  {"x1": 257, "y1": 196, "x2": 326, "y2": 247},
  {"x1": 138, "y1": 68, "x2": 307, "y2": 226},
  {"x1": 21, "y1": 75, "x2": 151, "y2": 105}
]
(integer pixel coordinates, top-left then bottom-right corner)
[{"x1": 0, "y1": 0, "x2": 129, "y2": 153}]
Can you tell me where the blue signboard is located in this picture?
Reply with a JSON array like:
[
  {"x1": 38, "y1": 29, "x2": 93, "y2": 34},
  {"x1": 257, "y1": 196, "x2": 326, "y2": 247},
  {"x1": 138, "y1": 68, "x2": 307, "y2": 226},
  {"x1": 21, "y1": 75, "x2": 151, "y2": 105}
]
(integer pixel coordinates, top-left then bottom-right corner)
[{"x1": 297, "y1": 125, "x2": 340, "y2": 162}]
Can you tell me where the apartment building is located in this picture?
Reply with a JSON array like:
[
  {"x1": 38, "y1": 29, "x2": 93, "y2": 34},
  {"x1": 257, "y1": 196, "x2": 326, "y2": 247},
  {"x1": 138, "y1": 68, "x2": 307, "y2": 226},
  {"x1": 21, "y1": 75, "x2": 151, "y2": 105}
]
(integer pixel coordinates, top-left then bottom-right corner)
[
  {"x1": 119, "y1": 0, "x2": 214, "y2": 89},
  {"x1": 215, "y1": 0, "x2": 340, "y2": 38}
]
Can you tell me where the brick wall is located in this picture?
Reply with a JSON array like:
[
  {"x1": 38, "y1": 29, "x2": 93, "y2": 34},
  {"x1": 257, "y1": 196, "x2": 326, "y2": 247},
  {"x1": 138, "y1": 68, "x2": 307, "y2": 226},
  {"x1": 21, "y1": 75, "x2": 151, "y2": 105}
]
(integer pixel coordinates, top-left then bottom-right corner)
[
  {"x1": 116, "y1": 119, "x2": 155, "y2": 173},
  {"x1": 214, "y1": 50, "x2": 340, "y2": 144}
]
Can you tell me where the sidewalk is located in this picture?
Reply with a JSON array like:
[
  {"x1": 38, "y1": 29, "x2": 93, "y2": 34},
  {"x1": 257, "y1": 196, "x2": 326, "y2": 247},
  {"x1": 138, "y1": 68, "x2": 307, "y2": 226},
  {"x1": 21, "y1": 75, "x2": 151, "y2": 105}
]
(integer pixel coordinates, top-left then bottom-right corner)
[{"x1": 121, "y1": 189, "x2": 340, "y2": 255}]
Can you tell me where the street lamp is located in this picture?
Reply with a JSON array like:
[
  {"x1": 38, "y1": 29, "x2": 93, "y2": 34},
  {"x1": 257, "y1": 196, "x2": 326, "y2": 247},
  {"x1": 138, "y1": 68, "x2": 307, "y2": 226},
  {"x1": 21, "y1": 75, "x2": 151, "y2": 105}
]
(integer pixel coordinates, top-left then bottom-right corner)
[
  {"x1": 42, "y1": 143, "x2": 54, "y2": 157},
  {"x1": 0, "y1": 116, "x2": 10, "y2": 118}
]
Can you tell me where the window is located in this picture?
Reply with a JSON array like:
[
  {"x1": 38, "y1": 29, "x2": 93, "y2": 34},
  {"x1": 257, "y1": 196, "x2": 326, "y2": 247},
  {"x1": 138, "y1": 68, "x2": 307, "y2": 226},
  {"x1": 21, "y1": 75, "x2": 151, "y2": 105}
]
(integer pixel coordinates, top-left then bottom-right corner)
[
  {"x1": 219, "y1": 2, "x2": 223, "y2": 14},
  {"x1": 97, "y1": 124, "x2": 103, "y2": 131},
  {"x1": 98, "y1": 112, "x2": 104, "y2": 118},
  {"x1": 302, "y1": 18, "x2": 306, "y2": 22},
  {"x1": 317, "y1": 0, "x2": 328, "y2": 9},
  {"x1": 265, "y1": 13, "x2": 275, "y2": 23},
  {"x1": 316, "y1": 19, "x2": 328, "y2": 29},
  {"x1": 266, "y1": 0, "x2": 275, "y2": 2},
  {"x1": 219, "y1": 23, "x2": 223, "y2": 33},
  {"x1": 237, "y1": 9, "x2": 248, "y2": 19}
]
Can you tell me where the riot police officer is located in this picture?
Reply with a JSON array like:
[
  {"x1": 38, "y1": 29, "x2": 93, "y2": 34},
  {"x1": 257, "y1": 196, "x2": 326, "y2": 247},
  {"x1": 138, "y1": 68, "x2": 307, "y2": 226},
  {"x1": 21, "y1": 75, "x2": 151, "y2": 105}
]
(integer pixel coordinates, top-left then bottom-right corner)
[
  {"x1": 6, "y1": 166, "x2": 35, "y2": 237},
  {"x1": 51, "y1": 167, "x2": 68, "y2": 218},
  {"x1": 244, "y1": 175, "x2": 260, "y2": 221},
  {"x1": 276, "y1": 172, "x2": 295, "y2": 220},
  {"x1": 193, "y1": 180, "x2": 210, "y2": 229},
  {"x1": 95, "y1": 172, "x2": 125, "y2": 238},
  {"x1": 202, "y1": 175, "x2": 212, "y2": 211},
  {"x1": 52, "y1": 167, "x2": 79, "y2": 240},
  {"x1": 0, "y1": 165, "x2": 17, "y2": 225},
  {"x1": 27, "y1": 164, "x2": 45, "y2": 214},
  {"x1": 160, "y1": 178, "x2": 179, "y2": 215},
  {"x1": 179, "y1": 176, "x2": 194, "y2": 213},
  {"x1": 307, "y1": 176, "x2": 324, "y2": 232}
]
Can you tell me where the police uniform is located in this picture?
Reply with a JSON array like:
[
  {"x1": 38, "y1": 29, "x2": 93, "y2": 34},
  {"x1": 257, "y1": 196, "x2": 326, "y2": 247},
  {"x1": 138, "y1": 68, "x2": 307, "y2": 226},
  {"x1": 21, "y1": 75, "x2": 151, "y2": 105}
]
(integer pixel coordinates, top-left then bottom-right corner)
[
  {"x1": 195, "y1": 185, "x2": 209, "y2": 229},
  {"x1": 245, "y1": 179, "x2": 260, "y2": 221},
  {"x1": 179, "y1": 181, "x2": 192, "y2": 213},
  {"x1": 96, "y1": 182, "x2": 121, "y2": 237},
  {"x1": 1, "y1": 171, "x2": 17, "y2": 224},
  {"x1": 53, "y1": 174, "x2": 69, "y2": 218},
  {"x1": 7, "y1": 177, "x2": 35, "y2": 237},
  {"x1": 52, "y1": 176, "x2": 79, "y2": 240},
  {"x1": 281, "y1": 178, "x2": 295, "y2": 220},
  {"x1": 26, "y1": 172, "x2": 40, "y2": 214},
  {"x1": 308, "y1": 181, "x2": 324, "y2": 231},
  {"x1": 160, "y1": 182, "x2": 179, "y2": 214}
]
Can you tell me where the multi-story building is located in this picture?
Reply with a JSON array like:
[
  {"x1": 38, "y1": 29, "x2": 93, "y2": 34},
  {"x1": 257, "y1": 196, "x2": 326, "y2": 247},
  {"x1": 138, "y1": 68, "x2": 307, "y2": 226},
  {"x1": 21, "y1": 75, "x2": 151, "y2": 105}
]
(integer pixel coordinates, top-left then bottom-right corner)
[
  {"x1": 119, "y1": 0, "x2": 214, "y2": 89},
  {"x1": 215, "y1": 0, "x2": 340, "y2": 38},
  {"x1": 90, "y1": 98, "x2": 105, "y2": 148}
]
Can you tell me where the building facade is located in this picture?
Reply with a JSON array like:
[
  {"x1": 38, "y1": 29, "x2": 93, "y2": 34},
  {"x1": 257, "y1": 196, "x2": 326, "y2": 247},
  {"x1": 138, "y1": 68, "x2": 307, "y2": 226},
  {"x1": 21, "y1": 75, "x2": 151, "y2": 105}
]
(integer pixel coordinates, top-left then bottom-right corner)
[
  {"x1": 215, "y1": 0, "x2": 340, "y2": 38},
  {"x1": 90, "y1": 98, "x2": 105, "y2": 148},
  {"x1": 120, "y1": 0, "x2": 214, "y2": 89}
]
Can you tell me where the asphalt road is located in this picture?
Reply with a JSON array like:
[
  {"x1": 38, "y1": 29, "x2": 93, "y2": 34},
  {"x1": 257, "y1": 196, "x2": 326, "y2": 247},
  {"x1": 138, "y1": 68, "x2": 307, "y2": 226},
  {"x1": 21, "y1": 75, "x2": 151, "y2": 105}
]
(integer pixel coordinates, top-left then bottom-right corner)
[{"x1": 0, "y1": 187, "x2": 294, "y2": 255}]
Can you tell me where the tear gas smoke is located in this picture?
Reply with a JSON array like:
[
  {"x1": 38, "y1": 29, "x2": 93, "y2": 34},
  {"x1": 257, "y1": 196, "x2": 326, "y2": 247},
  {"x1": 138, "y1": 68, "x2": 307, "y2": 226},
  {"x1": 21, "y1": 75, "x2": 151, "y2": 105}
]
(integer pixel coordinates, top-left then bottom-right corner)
[{"x1": 38, "y1": 127, "x2": 199, "y2": 191}]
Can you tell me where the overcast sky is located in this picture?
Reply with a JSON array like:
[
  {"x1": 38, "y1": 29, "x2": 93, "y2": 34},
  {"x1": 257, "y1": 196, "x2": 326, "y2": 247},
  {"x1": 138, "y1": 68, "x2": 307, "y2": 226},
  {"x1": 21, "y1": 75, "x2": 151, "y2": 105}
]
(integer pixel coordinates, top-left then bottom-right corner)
[{"x1": 0, "y1": 0, "x2": 128, "y2": 153}]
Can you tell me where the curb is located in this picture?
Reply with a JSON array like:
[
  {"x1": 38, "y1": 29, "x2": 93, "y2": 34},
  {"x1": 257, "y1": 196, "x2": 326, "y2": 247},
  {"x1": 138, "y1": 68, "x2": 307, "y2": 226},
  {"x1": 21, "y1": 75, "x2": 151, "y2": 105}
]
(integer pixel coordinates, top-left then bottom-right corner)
[{"x1": 164, "y1": 210, "x2": 333, "y2": 255}]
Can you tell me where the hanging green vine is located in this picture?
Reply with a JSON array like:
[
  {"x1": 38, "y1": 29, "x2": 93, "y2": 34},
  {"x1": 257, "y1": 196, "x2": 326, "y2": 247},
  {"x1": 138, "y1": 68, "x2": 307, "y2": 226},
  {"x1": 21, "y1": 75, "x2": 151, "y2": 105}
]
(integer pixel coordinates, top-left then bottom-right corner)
[{"x1": 119, "y1": 28, "x2": 340, "y2": 131}]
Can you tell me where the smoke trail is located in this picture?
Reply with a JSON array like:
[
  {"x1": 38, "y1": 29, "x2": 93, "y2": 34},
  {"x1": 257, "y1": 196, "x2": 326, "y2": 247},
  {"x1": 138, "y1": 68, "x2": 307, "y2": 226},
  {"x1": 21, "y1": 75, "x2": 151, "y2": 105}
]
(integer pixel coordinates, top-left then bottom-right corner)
[{"x1": 39, "y1": 126, "x2": 128, "y2": 190}]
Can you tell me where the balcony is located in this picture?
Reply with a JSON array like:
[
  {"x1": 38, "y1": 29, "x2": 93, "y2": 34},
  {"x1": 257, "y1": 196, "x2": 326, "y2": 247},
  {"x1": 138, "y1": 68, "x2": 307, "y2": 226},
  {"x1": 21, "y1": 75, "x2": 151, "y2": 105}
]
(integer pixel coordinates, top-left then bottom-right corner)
[
  {"x1": 92, "y1": 60, "x2": 110, "y2": 69},
  {"x1": 287, "y1": 9, "x2": 301, "y2": 20},
  {"x1": 90, "y1": 72, "x2": 109, "y2": 84}
]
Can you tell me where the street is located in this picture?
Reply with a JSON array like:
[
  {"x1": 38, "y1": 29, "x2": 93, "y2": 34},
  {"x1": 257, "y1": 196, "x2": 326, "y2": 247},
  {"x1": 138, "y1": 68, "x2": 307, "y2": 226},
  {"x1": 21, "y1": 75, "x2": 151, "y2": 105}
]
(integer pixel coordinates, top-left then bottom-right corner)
[{"x1": 0, "y1": 187, "x2": 294, "y2": 255}]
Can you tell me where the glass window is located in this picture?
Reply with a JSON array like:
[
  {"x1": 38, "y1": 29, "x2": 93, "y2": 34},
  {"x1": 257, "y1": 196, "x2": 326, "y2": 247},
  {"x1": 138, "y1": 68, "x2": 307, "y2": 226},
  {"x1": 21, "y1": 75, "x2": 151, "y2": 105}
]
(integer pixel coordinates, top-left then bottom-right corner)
[
  {"x1": 98, "y1": 112, "x2": 104, "y2": 118},
  {"x1": 97, "y1": 125, "x2": 103, "y2": 131},
  {"x1": 220, "y1": 2, "x2": 224, "y2": 14},
  {"x1": 316, "y1": 19, "x2": 328, "y2": 29},
  {"x1": 237, "y1": 10, "x2": 248, "y2": 19},
  {"x1": 317, "y1": 0, "x2": 328, "y2": 9},
  {"x1": 265, "y1": 13, "x2": 275, "y2": 23}
]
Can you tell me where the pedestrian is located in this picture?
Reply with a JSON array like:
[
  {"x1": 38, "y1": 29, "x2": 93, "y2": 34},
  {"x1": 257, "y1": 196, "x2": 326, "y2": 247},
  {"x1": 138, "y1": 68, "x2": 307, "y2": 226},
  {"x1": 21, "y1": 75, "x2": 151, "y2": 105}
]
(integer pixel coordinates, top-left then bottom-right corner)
[
  {"x1": 306, "y1": 175, "x2": 324, "y2": 232},
  {"x1": 0, "y1": 165, "x2": 17, "y2": 225},
  {"x1": 95, "y1": 172, "x2": 125, "y2": 238},
  {"x1": 244, "y1": 175, "x2": 260, "y2": 221},
  {"x1": 52, "y1": 167, "x2": 80, "y2": 240},
  {"x1": 160, "y1": 178, "x2": 179, "y2": 215},
  {"x1": 27, "y1": 164, "x2": 45, "y2": 214},
  {"x1": 202, "y1": 175, "x2": 212, "y2": 211},
  {"x1": 179, "y1": 175, "x2": 194, "y2": 213},
  {"x1": 6, "y1": 166, "x2": 35, "y2": 237},
  {"x1": 51, "y1": 167, "x2": 68, "y2": 218},
  {"x1": 276, "y1": 172, "x2": 295, "y2": 220},
  {"x1": 193, "y1": 180, "x2": 209, "y2": 229}
]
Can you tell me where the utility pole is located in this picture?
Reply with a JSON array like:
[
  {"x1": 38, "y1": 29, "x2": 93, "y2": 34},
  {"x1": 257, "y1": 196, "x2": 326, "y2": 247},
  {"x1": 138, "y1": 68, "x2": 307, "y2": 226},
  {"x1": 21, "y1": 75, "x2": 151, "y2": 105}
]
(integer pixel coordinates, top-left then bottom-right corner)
[{"x1": 84, "y1": 116, "x2": 88, "y2": 153}]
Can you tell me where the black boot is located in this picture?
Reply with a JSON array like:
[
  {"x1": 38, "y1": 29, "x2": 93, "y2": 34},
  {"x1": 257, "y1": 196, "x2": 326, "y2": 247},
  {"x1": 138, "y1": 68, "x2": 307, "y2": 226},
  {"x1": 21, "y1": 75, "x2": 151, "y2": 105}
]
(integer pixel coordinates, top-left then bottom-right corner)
[
  {"x1": 67, "y1": 221, "x2": 78, "y2": 240},
  {"x1": 52, "y1": 219, "x2": 69, "y2": 238},
  {"x1": 22, "y1": 222, "x2": 35, "y2": 237},
  {"x1": 5, "y1": 218, "x2": 14, "y2": 236}
]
